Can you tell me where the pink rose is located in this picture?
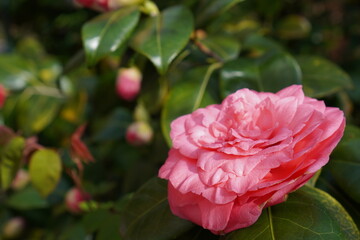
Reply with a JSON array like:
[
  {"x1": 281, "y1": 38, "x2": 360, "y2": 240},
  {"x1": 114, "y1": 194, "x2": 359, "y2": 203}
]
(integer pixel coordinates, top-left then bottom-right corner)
[
  {"x1": 159, "y1": 85, "x2": 345, "y2": 234},
  {"x1": 116, "y1": 67, "x2": 142, "y2": 101},
  {"x1": 0, "y1": 84, "x2": 7, "y2": 108}
]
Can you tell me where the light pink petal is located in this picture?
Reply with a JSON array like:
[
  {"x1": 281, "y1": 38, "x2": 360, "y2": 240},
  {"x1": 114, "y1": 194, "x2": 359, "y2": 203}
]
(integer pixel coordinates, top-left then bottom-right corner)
[
  {"x1": 198, "y1": 199, "x2": 234, "y2": 232},
  {"x1": 276, "y1": 85, "x2": 304, "y2": 103}
]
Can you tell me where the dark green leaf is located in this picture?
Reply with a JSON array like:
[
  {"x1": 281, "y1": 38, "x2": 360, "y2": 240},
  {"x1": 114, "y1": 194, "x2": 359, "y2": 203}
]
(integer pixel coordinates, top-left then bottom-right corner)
[
  {"x1": 198, "y1": 35, "x2": 241, "y2": 61},
  {"x1": 196, "y1": 0, "x2": 245, "y2": 26},
  {"x1": 131, "y1": 6, "x2": 194, "y2": 74},
  {"x1": 316, "y1": 174, "x2": 360, "y2": 228},
  {"x1": 0, "y1": 54, "x2": 36, "y2": 91},
  {"x1": 29, "y1": 149, "x2": 62, "y2": 197},
  {"x1": 296, "y1": 56, "x2": 353, "y2": 97},
  {"x1": 276, "y1": 15, "x2": 311, "y2": 40},
  {"x1": 16, "y1": 86, "x2": 63, "y2": 136},
  {"x1": 7, "y1": 186, "x2": 48, "y2": 209},
  {"x1": 329, "y1": 125, "x2": 360, "y2": 203},
  {"x1": 224, "y1": 185, "x2": 359, "y2": 240},
  {"x1": 120, "y1": 178, "x2": 194, "y2": 240},
  {"x1": 93, "y1": 108, "x2": 132, "y2": 142},
  {"x1": 0, "y1": 137, "x2": 25, "y2": 190},
  {"x1": 82, "y1": 7, "x2": 140, "y2": 66},
  {"x1": 161, "y1": 64, "x2": 219, "y2": 145},
  {"x1": 220, "y1": 53, "x2": 301, "y2": 97}
]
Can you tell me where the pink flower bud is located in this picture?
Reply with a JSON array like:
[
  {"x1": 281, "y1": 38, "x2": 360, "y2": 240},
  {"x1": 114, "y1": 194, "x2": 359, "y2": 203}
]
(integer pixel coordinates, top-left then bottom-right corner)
[
  {"x1": 11, "y1": 169, "x2": 30, "y2": 191},
  {"x1": 116, "y1": 67, "x2": 142, "y2": 101},
  {"x1": 74, "y1": 0, "x2": 109, "y2": 11},
  {"x1": 126, "y1": 121, "x2": 153, "y2": 146},
  {"x1": 65, "y1": 187, "x2": 91, "y2": 214},
  {"x1": 2, "y1": 217, "x2": 25, "y2": 239},
  {"x1": 0, "y1": 84, "x2": 7, "y2": 108}
]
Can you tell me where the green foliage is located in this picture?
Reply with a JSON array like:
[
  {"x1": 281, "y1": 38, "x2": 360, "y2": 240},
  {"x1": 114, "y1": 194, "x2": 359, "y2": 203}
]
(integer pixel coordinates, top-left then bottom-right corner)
[
  {"x1": 224, "y1": 186, "x2": 359, "y2": 239},
  {"x1": 0, "y1": 137, "x2": 25, "y2": 190},
  {"x1": 82, "y1": 7, "x2": 140, "y2": 66},
  {"x1": 0, "y1": 0, "x2": 360, "y2": 239},
  {"x1": 131, "y1": 5, "x2": 194, "y2": 74},
  {"x1": 29, "y1": 149, "x2": 62, "y2": 197}
]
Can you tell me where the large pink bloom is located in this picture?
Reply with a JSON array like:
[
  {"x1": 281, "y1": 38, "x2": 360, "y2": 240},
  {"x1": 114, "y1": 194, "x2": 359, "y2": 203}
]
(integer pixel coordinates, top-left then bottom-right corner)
[{"x1": 159, "y1": 85, "x2": 345, "y2": 234}]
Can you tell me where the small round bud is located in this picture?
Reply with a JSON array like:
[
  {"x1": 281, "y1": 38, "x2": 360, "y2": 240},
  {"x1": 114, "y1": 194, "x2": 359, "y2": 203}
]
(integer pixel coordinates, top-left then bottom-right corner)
[
  {"x1": 2, "y1": 217, "x2": 25, "y2": 239},
  {"x1": 116, "y1": 67, "x2": 142, "y2": 101},
  {"x1": 0, "y1": 84, "x2": 7, "y2": 108},
  {"x1": 65, "y1": 187, "x2": 91, "y2": 214},
  {"x1": 126, "y1": 121, "x2": 153, "y2": 146}
]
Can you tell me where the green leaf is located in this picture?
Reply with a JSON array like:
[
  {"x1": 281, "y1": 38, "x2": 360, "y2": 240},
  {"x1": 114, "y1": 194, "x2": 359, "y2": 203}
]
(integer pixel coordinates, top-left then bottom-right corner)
[
  {"x1": 276, "y1": 15, "x2": 311, "y2": 40},
  {"x1": 131, "y1": 5, "x2": 194, "y2": 74},
  {"x1": 329, "y1": 125, "x2": 360, "y2": 204},
  {"x1": 196, "y1": 0, "x2": 245, "y2": 26},
  {"x1": 82, "y1": 209, "x2": 122, "y2": 240},
  {"x1": 82, "y1": 7, "x2": 140, "y2": 66},
  {"x1": 316, "y1": 174, "x2": 360, "y2": 228},
  {"x1": 0, "y1": 137, "x2": 25, "y2": 190},
  {"x1": 0, "y1": 54, "x2": 36, "y2": 91},
  {"x1": 16, "y1": 86, "x2": 63, "y2": 136},
  {"x1": 120, "y1": 178, "x2": 194, "y2": 240},
  {"x1": 6, "y1": 186, "x2": 48, "y2": 209},
  {"x1": 29, "y1": 149, "x2": 62, "y2": 197},
  {"x1": 161, "y1": 64, "x2": 220, "y2": 145},
  {"x1": 296, "y1": 55, "x2": 353, "y2": 97},
  {"x1": 197, "y1": 35, "x2": 241, "y2": 61},
  {"x1": 224, "y1": 185, "x2": 359, "y2": 240},
  {"x1": 220, "y1": 53, "x2": 301, "y2": 97}
]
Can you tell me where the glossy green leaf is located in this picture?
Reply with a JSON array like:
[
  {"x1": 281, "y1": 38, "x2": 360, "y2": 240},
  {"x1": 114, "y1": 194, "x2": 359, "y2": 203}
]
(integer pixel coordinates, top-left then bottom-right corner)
[
  {"x1": 29, "y1": 149, "x2": 62, "y2": 197},
  {"x1": 224, "y1": 185, "x2": 359, "y2": 240},
  {"x1": 131, "y1": 5, "x2": 194, "y2": 74},
  {"x1": 161, "y1": 64, "x2": 219, "y2": 145},
  {"x1": 316, "y1": 174, "x2": 360, "y2": 228},
  {"x1": 16, "y1": 86, "x2": 63, "y2": 136},
  {"x1": 329, "y1": 125, "x2": 360, "y2": 203},
  {"x1": 296, "y1": 56, "x2": 353, "y2": 97},
  {"x1": 196, "y1": 0, "x2": 245, "y2": 26},
  {"x1": 82, "y1": 209, "x2": 122, "y2": 240},
  {"x1": 0, "y1": 54, "x2": 36, "y2": 91},
  {"x1": 82, "y1": 7, "x2": 140, "y2": 66},
  {"x1": 6, "y1": 186, "x2": 48, "y2": 209},
  {"x1": 198, "y1": 35, "x2": 241, "y2": 61},
  {"x1": 120, "y1": 177, "x2": 194, "y2": 240},
  {"x1": 220, "y1": 53, "x2": 301, "y2": 97},
  {"x1": 0, "y1": 137, "x2": 25, "y2": 190}
]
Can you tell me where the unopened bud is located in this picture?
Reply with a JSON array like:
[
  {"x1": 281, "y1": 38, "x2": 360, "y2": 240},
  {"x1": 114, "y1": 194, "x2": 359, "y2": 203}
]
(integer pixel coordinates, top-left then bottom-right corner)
[
  {"x1": 134, "y1": 102, "x2": 149, "y2": 122},
  {"x1": 0, "y1": 84, "x2": 7, "y2": 108},
  {"x1": 126, "y1": 121, "x2": 153, "y2": 146},
  {"x1": 2, "y1": 217, "x2": 25, "y2": 239},
  {"x1": 11, "y1": 169, "x2": 30, "y2": 191},
  {"x1": 65, "y1": 187, "x2": 91, "y2": 214},
  {"x1": 109, "y1": 0, "x2": 144, "y2": 10},
  {"x1": 116, "y1": 67, "x2": 142, "y2": 101},
  {"x1": 140, "y1": 1, "x2": 159, "y2": 17},
  {"x1": 74, "y1": 0, "x2": 109, "y2": 11}
]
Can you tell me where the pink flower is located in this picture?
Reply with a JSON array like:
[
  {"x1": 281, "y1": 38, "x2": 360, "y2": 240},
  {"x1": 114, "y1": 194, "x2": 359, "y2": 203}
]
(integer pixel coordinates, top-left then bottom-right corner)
[
  {"x1": 159, "y1": 85, "x2": 345, "y2": 234},
  {"x1": 65, "y1": 187, "x2": 91, "y2": 214},
  {"x1": 11, "y1": 169, "x2": 30, "y2": 191},
  {"x1": 126, "y1": 121, "x2": 153, "y2": 146},
  {"x1": 0, "y1": 84, "x2": 7, "y2": 108},
  {"x1": 116, "y1": 67, "x2": 142, "y2": 101}
]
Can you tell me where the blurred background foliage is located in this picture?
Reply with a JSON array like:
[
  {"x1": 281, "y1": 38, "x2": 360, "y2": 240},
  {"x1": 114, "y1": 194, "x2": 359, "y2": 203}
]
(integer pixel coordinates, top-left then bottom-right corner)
[{"x1": 0, "y1": 0, "x2": 360, "y2": 239}]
